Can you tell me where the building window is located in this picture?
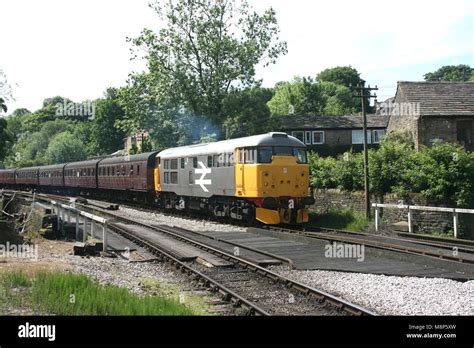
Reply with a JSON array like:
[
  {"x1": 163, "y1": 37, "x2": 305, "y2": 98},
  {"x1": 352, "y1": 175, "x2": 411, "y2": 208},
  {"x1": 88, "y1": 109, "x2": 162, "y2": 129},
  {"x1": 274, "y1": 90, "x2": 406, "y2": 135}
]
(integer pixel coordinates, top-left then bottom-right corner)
[
  {"x1": 352, "y1": 130, "x2": 372, "y2": 145},
  {"x1": 304, "y1": 131, "x2": 312, "y2": 145},
  {"x1": 372, "y1": 130, "x2": 386, "y2": 144},
  {"x1": 312, "y1": 131, "x2": 325, "y2": 145},
  {"x1": 292, "y1": 131, "x2": 304, "y2": 142}
]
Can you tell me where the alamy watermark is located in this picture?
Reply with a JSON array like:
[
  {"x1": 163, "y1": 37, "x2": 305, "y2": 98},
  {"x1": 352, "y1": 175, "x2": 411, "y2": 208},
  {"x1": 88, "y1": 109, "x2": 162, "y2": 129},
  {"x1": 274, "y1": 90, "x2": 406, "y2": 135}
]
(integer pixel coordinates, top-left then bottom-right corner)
[
  {"x1": 378, "y1": 100, "x2": 420, "y2": 119},
  {"x1": 55, "y1": 100, "x2": 96, "y2": 120},
  {"x1": 0, "y1": 242, "x2": 38, "y2": 260},
  {"x1": 325, "y1": 242, "x2": 365, "y2": 262}
]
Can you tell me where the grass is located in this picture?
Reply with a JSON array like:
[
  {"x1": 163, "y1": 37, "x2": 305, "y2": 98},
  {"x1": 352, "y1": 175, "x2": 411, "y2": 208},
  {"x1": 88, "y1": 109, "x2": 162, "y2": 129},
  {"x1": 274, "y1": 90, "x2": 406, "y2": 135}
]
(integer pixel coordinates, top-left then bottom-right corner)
[
  {"x1": 309, "y1": 208, "x2": 369, "y2": 232},
  {"x1": 0, "y1": 271, "x2": 194, "y2": 316}
]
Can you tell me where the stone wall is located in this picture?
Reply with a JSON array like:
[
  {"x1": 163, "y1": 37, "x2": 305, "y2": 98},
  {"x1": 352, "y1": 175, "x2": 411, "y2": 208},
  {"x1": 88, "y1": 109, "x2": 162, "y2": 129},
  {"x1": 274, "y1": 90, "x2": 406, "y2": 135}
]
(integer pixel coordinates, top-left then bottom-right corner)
[{"x1": 312, "y1": 189, "x2": 474, "y2": 239}]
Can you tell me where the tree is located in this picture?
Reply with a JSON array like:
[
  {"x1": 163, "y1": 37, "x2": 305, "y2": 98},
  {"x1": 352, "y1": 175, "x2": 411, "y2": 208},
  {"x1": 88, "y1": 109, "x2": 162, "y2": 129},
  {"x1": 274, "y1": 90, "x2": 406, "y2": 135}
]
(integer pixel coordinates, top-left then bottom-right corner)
[
  {"x1": 316, "y1": 66, "x2": 362, "y2": 88},
  {"x1": 0, "y1": 98, "x2": 7, "y2": 114},
  {"x1": 0, "y1": 118, "x2": 11, "y2": 163},
  {"x1": 267, "y1": 77, "x2": 323, "y2": 116},
  {"x1": 128, "y1": 0, "x2": 287, "y2": 130},
  {"x1": 267, "y1": 77, "x2": 356, "y2": 116},
  {"x1": 0, "y1": 70, "x2": 13, "y2": 113},
  {"x1": 89, "y1": 88, "x2": 126, "y2": 155},
  {"x1": 424, "y1": 64, "x2": 473, "y2": 82},
  {"x1": 221, "y1": 87, "x2": 274, "y2": 138},
  {"x1": 44, "y1": 131, "x2": 87, "y2": 164}
]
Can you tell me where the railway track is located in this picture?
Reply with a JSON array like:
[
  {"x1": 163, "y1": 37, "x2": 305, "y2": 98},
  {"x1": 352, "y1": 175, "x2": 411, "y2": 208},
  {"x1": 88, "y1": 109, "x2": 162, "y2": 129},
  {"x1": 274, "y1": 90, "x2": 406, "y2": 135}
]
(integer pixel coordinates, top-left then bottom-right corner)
[
  {"x1": 267, "y1": 225, "x2": 474, "y2": 264},
  {"x1": 8, "y1": 190, "x2": 375, "y2": 316},
  {"x1": 7, "y1": 189, "x2": 474, "y2": 264}
]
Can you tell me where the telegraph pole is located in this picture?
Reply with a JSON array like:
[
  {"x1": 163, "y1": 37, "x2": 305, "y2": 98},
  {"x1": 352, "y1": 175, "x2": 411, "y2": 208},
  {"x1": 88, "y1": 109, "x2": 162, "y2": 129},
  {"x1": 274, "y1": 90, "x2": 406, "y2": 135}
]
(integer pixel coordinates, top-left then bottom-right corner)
[{"x1": 353, "y1": 80, "x2": 378, "y2": 220}]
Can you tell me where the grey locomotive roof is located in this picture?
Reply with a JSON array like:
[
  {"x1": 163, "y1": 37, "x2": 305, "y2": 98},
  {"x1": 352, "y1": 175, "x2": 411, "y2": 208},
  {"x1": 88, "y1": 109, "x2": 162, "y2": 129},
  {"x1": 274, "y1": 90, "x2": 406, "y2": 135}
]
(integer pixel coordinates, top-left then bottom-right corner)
[
  {"x1": 64, "y1": 159, "x2": 100, "y2": 169},
  {"x1": 280, "y1": 115, "x2": 390, "y2": 130},
  {"x1": 158, "y1": 133, "x2": 305, "y2": 159},
  {"x1": 395, "y1": 81, "x2": 474, "y2": 116},
  {"x1": 99, "y1": 152, "x2": 159, "y2": 165}
]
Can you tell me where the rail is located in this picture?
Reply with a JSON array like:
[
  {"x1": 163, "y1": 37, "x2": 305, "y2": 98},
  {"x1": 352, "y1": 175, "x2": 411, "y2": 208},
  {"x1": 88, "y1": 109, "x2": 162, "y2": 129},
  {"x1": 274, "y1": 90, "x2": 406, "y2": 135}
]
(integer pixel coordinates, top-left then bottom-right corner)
[{"x1": 372, "y1": 203, "x2": 474, "y2": 238}]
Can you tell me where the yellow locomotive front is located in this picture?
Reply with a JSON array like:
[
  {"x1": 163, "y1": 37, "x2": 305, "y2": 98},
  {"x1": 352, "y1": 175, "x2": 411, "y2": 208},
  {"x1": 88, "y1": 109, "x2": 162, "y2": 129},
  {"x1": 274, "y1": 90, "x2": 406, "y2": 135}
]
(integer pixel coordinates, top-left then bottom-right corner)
[{"x1": 234, "y1": 134, "x2": 315, "y2": 224}]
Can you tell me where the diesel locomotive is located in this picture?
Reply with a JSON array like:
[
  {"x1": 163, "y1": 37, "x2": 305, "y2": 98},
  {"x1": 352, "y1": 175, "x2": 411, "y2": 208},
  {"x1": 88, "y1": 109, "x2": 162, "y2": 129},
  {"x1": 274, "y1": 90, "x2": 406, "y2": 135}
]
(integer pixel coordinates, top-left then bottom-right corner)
[{"x1": 0, "y1": 132, "x2": 314, "y2": 224}]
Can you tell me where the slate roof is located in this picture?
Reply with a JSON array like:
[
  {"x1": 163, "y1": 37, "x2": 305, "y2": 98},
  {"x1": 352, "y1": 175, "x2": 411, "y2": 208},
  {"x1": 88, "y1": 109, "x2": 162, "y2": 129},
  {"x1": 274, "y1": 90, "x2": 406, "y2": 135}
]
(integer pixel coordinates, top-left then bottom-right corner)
[
  {"x1": 279, "y1": 115, "x2": 390, "y2": 130},
  {"x1": 395, "y1": 81, "x2": 474, "y2": 116}
]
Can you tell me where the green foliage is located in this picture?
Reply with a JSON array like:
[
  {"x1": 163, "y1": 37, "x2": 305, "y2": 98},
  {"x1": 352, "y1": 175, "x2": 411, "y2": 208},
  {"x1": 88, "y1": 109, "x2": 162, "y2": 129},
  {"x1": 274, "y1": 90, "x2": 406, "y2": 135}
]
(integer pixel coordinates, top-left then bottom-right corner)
[
  {"x1": 267, "y1": 76, "x2": 358, "y2": 116},
  {"x1": 309, "y1": 140, "x2": 474, "y2": 208},
  {"x1": 44, "y1": 132, "x2": 87, "y2": 164},
  {"x1": 117, "y1": 73, "x2": 192, "y2": 149},
  {"x1": 309, "y1": 208, "x2": 368, "y2": 232},
  {"x1": 89, "y1": 88, "x2": 126, "y2": 155},
  {"x1": 128, "y1": 0, "x2": 287, "y2": 131},
  {"x1": 0, "y1": 272, "x2": 193, "y2": 316},
  {"x1": 424, "y1": 64, "x2": 473, "y2": 81},
  {"x1": 0, "y1": 117, "x2": 11, "y2": 163},
  {"x1": 0, "y1": 98, "x2": 7, "y2": 114},
  {"x1": 4, "y1": 118, "x2": 89, "y2": 167},
  {"x1": 316, "y1": 66, "x2": 362, "y2": 88},
  {"x1": 221, "y1": 87, "x2": 274, "y2": 139}
]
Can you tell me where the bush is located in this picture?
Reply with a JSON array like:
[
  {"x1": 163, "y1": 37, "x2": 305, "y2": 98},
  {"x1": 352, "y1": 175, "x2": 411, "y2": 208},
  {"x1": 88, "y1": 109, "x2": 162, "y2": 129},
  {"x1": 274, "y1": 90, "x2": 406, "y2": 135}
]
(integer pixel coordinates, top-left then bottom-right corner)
[{"x1": 309, "y1": 140, "x2": 474, "y2": 208}]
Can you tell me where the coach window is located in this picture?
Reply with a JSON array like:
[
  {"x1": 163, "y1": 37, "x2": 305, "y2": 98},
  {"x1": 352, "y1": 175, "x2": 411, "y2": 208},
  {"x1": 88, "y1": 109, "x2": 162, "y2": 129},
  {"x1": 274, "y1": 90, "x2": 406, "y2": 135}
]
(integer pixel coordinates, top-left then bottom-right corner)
[
  {"x1": 213, "y1": 155, "x2": 220, "y2": 167},
  {"x1": 164, "y1": 160, "x2": 170, "y2": 170},
  {"x1": 193, "y1": 157, "x2": 198, "y2": 168},
  {"x1": 181, "y1": 158, "x2": 185, "y2": 169},
  {"x1": 207, "y1": 155, "x2": 213, "y2": 168},
  {"x1": 164, "y1": 172, "x2": 169, "y2": 184},
  {"x1": 137, "y1": 165, "x2": 140, "y2": 176}
]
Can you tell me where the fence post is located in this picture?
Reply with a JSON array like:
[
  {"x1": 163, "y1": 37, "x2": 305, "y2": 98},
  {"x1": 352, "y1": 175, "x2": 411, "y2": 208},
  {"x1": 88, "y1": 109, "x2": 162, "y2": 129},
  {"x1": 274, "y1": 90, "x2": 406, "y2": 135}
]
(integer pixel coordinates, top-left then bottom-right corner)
[
  {"x1": 102, "y1": 222, "x2": 108, "y2": 252},
  {"x1": 408, "y1": 207, "x2": 413, "y2": 233},
  {"x1": 375, "y1": 204, "x2": 379, "y2": 232},
  {"x1": 57, "y1": 206, "x2": 61, "y2": 234},
  {"x1": 83, "y1": 217, "x2": 88, "y2": 242},
  {"x1": 91, "y1": 221, "x2": 95, "y2": 239},
  {"x1": 453, "y1": 210, "x2": 458, "y2": 239},
  {"x1": 75, "y1": 212, "x2": 80, "y2": 240}
]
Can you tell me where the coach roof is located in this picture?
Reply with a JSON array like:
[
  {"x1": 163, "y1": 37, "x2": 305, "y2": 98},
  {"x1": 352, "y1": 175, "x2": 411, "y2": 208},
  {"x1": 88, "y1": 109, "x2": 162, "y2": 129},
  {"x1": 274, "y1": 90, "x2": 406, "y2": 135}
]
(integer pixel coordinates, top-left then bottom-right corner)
[{"x1": 158, "y1": 133, "x2": 305, "y2": 159}]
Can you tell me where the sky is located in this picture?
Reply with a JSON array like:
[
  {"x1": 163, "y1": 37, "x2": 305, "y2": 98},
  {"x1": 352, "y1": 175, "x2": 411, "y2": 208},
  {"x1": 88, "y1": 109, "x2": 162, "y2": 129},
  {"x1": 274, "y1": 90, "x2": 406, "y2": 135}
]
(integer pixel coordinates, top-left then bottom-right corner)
[{"x1": 0, "y1": 0, "x2": 473, "y2": 112}]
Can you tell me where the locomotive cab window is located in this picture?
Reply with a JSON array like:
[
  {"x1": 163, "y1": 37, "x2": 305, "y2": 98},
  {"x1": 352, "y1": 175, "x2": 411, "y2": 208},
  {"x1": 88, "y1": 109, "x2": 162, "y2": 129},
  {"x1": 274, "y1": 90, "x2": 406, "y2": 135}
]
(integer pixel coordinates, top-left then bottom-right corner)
[{"x1": 258, "y1": 147, "x2": 273, "y2": 164}]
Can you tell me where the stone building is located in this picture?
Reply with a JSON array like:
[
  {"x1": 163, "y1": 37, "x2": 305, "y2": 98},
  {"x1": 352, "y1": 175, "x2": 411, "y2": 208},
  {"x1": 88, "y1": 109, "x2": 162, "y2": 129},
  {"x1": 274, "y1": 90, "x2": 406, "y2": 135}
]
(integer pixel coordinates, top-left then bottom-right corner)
[
  {"x1": 123, "y1": 131, "x2": 150, "y2": 153},
  {"x1": 386, "y1": 81, "x2": 474, "y2": 151},
  {"x1": 279, "y1": 115, "x2": 389, "y2": 156}
]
